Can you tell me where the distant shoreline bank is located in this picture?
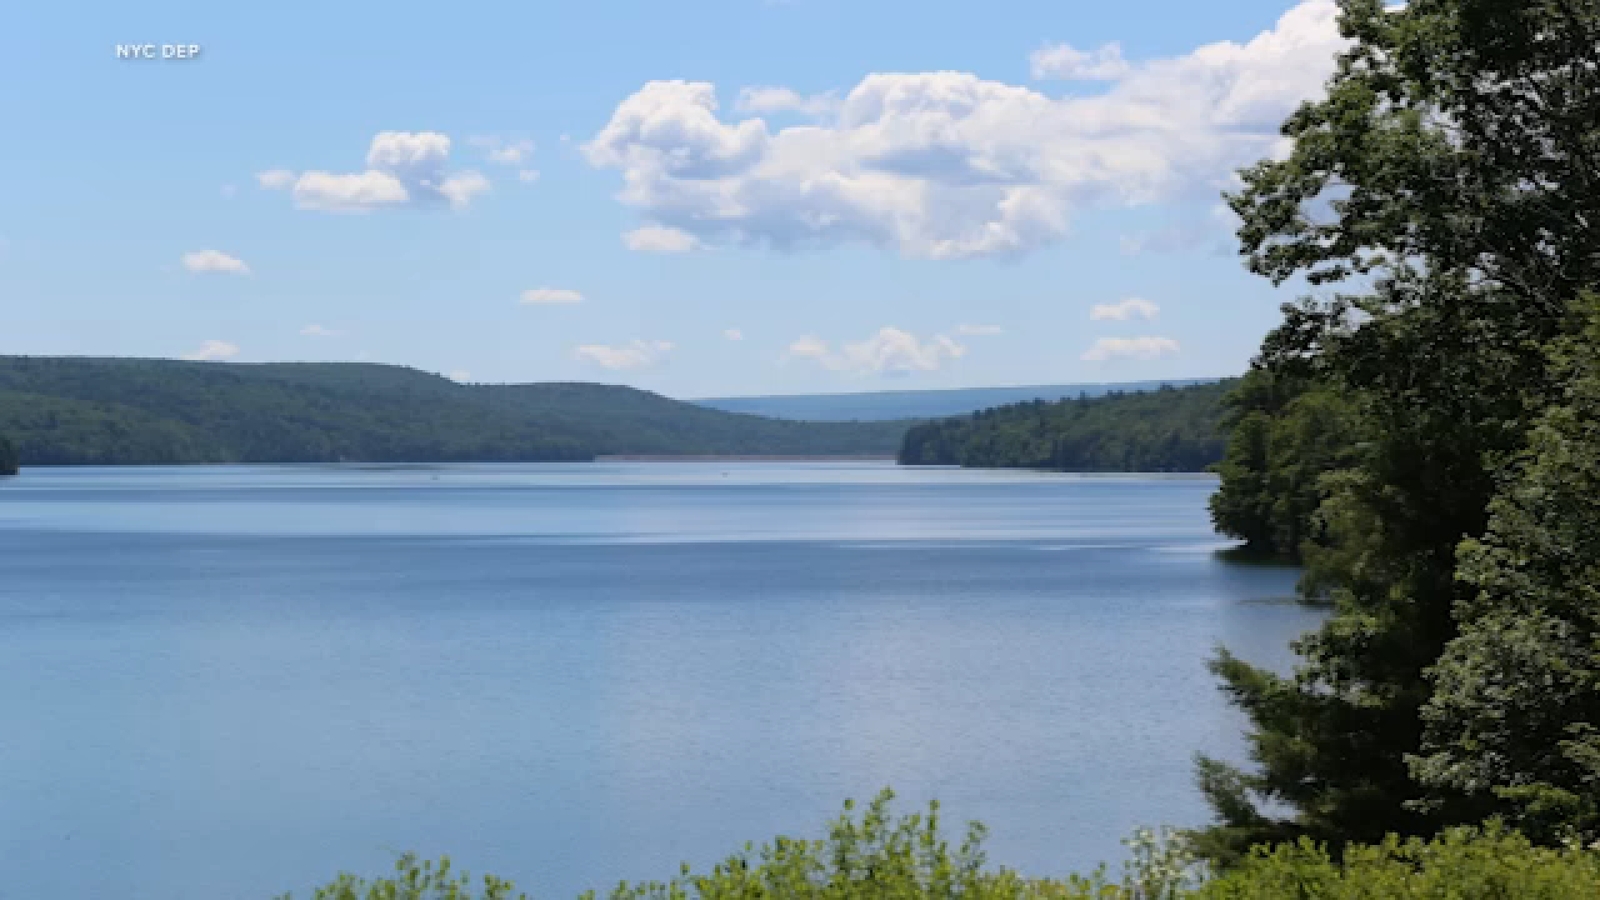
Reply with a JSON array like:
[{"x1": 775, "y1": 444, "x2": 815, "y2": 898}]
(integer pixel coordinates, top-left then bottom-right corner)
[{"x1": 595, "y1": 454, "x2": 897, "y2": 462}]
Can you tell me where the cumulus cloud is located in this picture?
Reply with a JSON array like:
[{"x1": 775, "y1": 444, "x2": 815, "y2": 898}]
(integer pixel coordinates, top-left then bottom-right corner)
[
  {"x1": 623, "y1": 225, "x2": 702, "y2": 253},
  {"x1": 518, "y1": 170, "x2": 540, "y2": 183},
  {"x1": 448, "y1": 370, "x2": 472, "y2": 383},
  {"x1": 1030, "y1": 42, "x2": 1131, "y2": 81},
  {"x1": 289, "y1": 170, "x2": 409, "y2": 211},
  {"x1": 520, "y1": 287, "x2": 584, "y2": 305},
  {"x1": 300, "y1": 324, "x2": 341, "y2": 338},
  {"x1": 181, "y1": 249, "x2": 250, "y2": 275},
  {"x1": 584, "y1": 0, "x2": 1342, "y2": 259},
  {"x1": 785, "y1": 327, "x2": 967, "y2": 375},
  {"x1": 574, "y1": 339, "x2": 674, "y2": 370},
  {"x1": 1089, "y1": 297, "x2": 1160, "y2": 321},
  {"x1": 956, "y1": 323, "x2": 1004, "y2": 336},
  {"x1": 182, "y1": 339, "x2": 240, "y2": 362},
  {"x1": 1081, "y1": 336, "x2": 1180, "y2": 362},
  {"x1": 263, "y1": 132, "x2": 490, "y2": 212},
  {"x1": 735, "y1": 86, "x2": 838, "y2": 116},
  {"x1": 723, "y1": 328, "x2": 744, "y2": 341}
]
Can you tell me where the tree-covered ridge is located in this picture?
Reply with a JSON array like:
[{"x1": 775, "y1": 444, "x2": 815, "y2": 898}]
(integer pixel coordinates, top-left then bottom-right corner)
[
  {"x1": 897, "y1": 381, "x2": 1232, "y2": 472},
  {"x1": 0, "y1": 357, "x2": 911, "y2": 465},
  {"x1": 0, "y1": 433, "x2": 17, "y2": 475}
]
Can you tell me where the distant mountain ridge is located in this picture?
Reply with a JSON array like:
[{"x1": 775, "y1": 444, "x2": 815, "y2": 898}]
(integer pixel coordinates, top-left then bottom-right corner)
[
  {"x1": 0, "y1": 357, "x2": 910, "y2": 465},
  {"x1": 695, "y1": 379, "x2": 1217, "y2": 422}
]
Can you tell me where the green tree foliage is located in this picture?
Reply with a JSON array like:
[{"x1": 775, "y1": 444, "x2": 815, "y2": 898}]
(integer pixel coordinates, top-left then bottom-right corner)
[
  {"x1": 1410, "y1": 298, "x2": 1600, "y2": 845},
  {"x1": 279, "y1": 855, "x2": 527, "y2": 900},
  {"x1": 283, "y1": 797, "x2": 1600, "y2": 899},
  {"x1": 898, "y1": 382, "x2": 1230, "y2": 472},
  {"x1": 1196, "y1": 0, "x2": 1600, "y2": 864},
  {"x1": 1207, "y1": 368, "x2": 1362, "y2": 560},
  {"x1": 0, "y1": 357, "x2": 910, "y2": 465}
]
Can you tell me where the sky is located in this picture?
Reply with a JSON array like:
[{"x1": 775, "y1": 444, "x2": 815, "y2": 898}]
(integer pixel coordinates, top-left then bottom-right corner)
[{"x1": 0, "y1": 0, "x2": 1345, "y2": 399}]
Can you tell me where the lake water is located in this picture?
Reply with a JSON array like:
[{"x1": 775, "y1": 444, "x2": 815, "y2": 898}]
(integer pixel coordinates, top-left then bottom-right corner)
[{"x1": 0, "y1": 463, "x2": 1321, "y2": 899}]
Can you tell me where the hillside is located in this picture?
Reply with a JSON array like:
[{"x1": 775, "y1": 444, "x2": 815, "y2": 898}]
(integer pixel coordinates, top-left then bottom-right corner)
[
  {"x1": 0, "y1": 357, "x2": 910, "y2": 465},
  {"x1": 696, "y1": 379, "x2": 1216, "y2": 421},
  {"x1": 899, "y1": 380, "x2": 1233, "y2": 472}
]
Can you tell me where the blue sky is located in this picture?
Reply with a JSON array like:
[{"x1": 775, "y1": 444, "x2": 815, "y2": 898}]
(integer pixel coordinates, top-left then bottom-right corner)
[{"x1": 0, "y1": 0, "x2": 1342, "y2": 398}]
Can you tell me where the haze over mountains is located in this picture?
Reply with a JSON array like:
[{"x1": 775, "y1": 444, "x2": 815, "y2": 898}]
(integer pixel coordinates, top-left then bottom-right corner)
[{"x1": 694, "y1": 379, "x2": 1217, "y2": 422}]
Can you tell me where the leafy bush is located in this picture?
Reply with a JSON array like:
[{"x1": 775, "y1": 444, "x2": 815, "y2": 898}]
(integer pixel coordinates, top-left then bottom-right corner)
[
  {"x1": 1194, "y1": 828, "x2": 1600, "y2": 899},
  {"x1": 281, "y1": 795, "x2": 1600, "y2": 899}
]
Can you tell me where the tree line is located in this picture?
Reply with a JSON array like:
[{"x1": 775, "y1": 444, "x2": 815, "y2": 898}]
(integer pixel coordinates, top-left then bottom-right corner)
[{"x1": 898, "y1": 381, "x2": 1231, "y2": 472}]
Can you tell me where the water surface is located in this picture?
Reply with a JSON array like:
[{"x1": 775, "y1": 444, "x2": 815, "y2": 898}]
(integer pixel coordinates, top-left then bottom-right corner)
[{"x1": 0, "y1": 463, "x2": 1320, "y2": 899}]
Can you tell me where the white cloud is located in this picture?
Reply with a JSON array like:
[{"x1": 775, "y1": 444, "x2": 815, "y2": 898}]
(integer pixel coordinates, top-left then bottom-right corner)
[
  {"x1": 723, "y1": 328, "x2": 744, "y2": 341},
  {"x1": 518, "y1": 169, "x2": 540, "y2": 183},
  {"x1": 785, "y1": 327, "x2": 967, "y2": 375},
  {"x1": 220, "y1": 184, "x2": 238, "y2": 199},
  {"x1": 269, "y1": 132, "x2": 491, "y2": 212},
  {"x1": 1089, "y1": 297, "x2": 1160, "y2": 321},
  {"x1": 622, "y1": 225, "x2": 702, "y2": 253},
  {"x1": 300, "y1": 324, "x2": 341, "y2": 338},
  {"x1": 181, "y1": 249, "x2": 250, "y2": 275},
  {"x1": 584, "y1": 0, "x2": 1342, "y2": 259},
  {"x1": 956, "y1": 323, "x2": 1004, "y2": 336},
  {"x1": 470, "y1": 136, "x2": 535, "y2": 165},
  {"x1": 292, "y1": 170, "x2": 409, "y2": 212},
  {"x1": 735, "y1": 86, "x2": 838, "y2": 116},
  {"x1": 256, "y1": 169, "x2": 296, "y2": 190},
  {"x1": 1081, "y1": 336, "x2": 1180, "y2": 362},
  {"x1": 182, "y1": 339, "x2": 240, "y2": 361},
  {"x1": 520, "y1": 287, "x2": 584, "y2": 305},
  {"x1": 1030, "y1": 42, "x2": 1131, "y2": 81},
  {"x1": 438, "y1": 171, "x2": 491, "y2": 210},
  {"x1": 573, "y1": 339, "x2": 673, "y2": 370},
  {"x1": 448, "y1": 370, "x2": 472, "y2": 383}
]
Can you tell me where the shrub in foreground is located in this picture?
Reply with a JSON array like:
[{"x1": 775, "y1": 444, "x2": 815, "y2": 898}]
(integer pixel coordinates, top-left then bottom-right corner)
[{"x1": 282, "y1": 792, "x2": 1600, "y2": 899}]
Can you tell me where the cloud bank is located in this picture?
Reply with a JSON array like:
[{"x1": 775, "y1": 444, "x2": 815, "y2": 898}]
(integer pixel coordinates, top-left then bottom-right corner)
[{"x1": 584, "y1": 0, "x2": 1342, "y2": 259}]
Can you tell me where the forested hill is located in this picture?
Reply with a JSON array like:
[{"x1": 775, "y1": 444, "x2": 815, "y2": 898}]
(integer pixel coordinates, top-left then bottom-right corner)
[
  {"x1": 898, "y1": 380, "x2": 1233, "y2": 472},
  {"x1": 0, "y1": 357, "x2": 910, "y2": 465}
]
